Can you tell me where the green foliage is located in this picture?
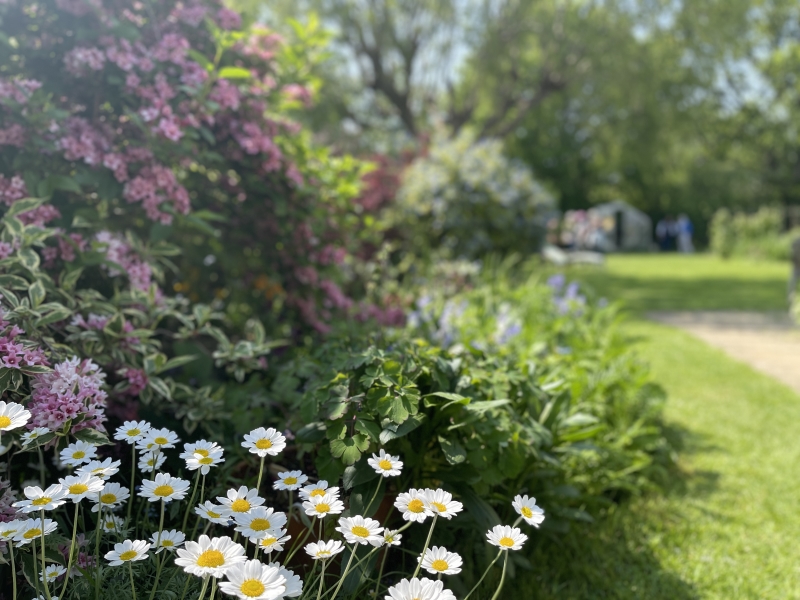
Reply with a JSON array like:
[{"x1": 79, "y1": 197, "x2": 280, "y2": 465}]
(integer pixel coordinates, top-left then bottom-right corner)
[
  {"x1": 390, "y1": 130, "x2": 554, "y2": 259},
  {"x1": 709, "y1": 206, "x2": 797, "y2": 260}
]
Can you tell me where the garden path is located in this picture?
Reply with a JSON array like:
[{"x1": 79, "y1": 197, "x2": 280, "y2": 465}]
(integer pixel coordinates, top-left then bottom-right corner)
[{"x1": 647, "y1": 310, "x2": 800, "y2": 393}]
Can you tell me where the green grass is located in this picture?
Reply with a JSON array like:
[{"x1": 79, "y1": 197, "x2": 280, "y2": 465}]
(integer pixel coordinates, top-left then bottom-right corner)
[
  {"x1": 559, "y1": 254, "x2": 790, "y2": 312},
  {"x1": 522, "y1": 320, "x2": 800, "y2": 599}
]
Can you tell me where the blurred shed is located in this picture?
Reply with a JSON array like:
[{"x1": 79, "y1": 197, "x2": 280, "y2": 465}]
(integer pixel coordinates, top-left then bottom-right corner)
[{"x1": 588, "y1": 200, "x2": 652, "y2": 251}]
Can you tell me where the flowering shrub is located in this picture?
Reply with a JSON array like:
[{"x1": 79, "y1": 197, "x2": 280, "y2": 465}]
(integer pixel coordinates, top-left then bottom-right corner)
[
  {"x1": 709, "y1": 206, "x2": 798, "y2": 260},
  {"x1": 391, "y1": 130, "x2": 555, "y2": 259},
  {"x1": 0, "y1": 407, "x2": 543, "y2": 598}
]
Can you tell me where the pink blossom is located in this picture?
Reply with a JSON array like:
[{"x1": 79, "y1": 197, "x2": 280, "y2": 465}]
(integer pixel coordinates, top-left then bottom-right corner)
[
  {"x1": 155, "y1": 117, "x2": 183, "y2": 141},
  {"x1": 172, "y1": 2, "x2": 208, "y2": 27},
  {"x1": 18, "y1": 204, "x2": 61, "y2": 227},
  {"x1": 64, "y1": 47, "x2": 106, "y2": 74},
  {"x1": 0, "y1": 124, "x2": 25, "y2": 147},
  {"x1": 0, "y1": 242, "x2": 12, "y2": 260},
  {"x1": 152, "y1": 33, "x2": 189, "y2": 65},
  {"x1": 215, "y1": 7, "x2": 241, "y2": 30},
  {"x1": 282, "y1": 83, "x2": 313, "y2": 107},
  {"x1": 0, "y1": 174, "x2": 27, "y2": 206},
  {"x1": 209, "y1": 79, "x2": 240, "y2": 110},
  {"x1": 286, "y1": 163, "x2": 304, "y2": 187},
  {"x1": 180, "y1": 61, "x2": 208, "y2": 88},
  {"x1": 0, "y1": 78, "x2": 41, "y2": 103},
  {"x1": 54, "y1": 0, "x2": 103, "y2": 16}
]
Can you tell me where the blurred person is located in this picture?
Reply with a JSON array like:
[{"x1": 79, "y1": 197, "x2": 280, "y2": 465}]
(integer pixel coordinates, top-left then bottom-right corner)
[
  {"x1": 789, "y1": 237, "x2": 800, "y2": 304},
  {"x1": 656, "y1": 217, "x2": 670, "y2": 251},
  {"x1": 677, "y1": 214, "x2": 694, "y2": 253}
]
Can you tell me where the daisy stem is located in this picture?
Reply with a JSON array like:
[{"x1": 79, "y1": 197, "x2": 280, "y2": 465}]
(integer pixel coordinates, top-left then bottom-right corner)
[
  {"x1": 288, "y1": 490, "x2": 293, "y2": 520},
  {"x1": 178, "y1": 572, "x2": 192, "y2": 600},
  {"x1": 126, "y1": 445, "x2": 136, "y2": 526},
  {"x1": 363, "y1": 478, "x2": 383, "y2": 517},
  {"x1": 129, "y1": 561, "x2": 137, "y2": 600},
  {"x1": 94, "y1": 507, "x2": 103, "y2": 600},
  {"x1": 316, "y1": 560, "x2": 327, "y2": 600},
  {"x1": 489, "y1": 551, "x2": 509, "y2": 600},
  {"x1": 255, "y1": 455, "x2": 265, "y2": 493},
  {"x1": 9, "y1": 540, "x2": 16, "y2": 600},
  {"x1": 410, "y1": 514, "x2": 438, "y2": 579},
  {"x1": 32, "y1": 537, "x2": 42, "y2": 600},
  {"x1": 37, "y1": 446, "x2": 45, "y2": 486},
  {"x1": 60, "y1": 502, "x2": 80, "y2": 599},
  {"x1": 40, "y1": 510, "x2": 53, "y2": 600},
  {"x1": 182, "y1": 471, "x2": 201, "y2": 533},
  {"x1": 371, "y1": 543, "x2": 390, "y2": 598},
  {"x1": 328, "y1": 544, "x2": 357, "y2": 599},
  {"x1": 196, "y1": 576, "x2": 210, "y2": 600},
  {"x1": 462, "y1": 550, "x2": 503, "y2": 600},
  {"x1": 148, "y1": 510, "x2": 166, "y2": 600},
  {"x1": 284, "y1": 524, "x2": 313, "y2": 564},
  {"x1": 320, "y1": 548, "x2": 379, "y2": 600},
  {"x1": 209, "y1": 576, "x2": 217, "y2": 600},
  {"x1": 512, "y1": 516, "x2": 523, "y2": 527},
  {"x1": 156, "y1": 500, "x2": 165, "y2": 547}
]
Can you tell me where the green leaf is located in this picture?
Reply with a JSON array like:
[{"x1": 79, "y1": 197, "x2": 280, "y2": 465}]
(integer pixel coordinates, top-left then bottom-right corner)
[
  {"x1": 295, "y1": 422, "x2": 326, "y2": 444},
  {"x1": 330, "y1": 434, "x2": 369, "y2": 465},
  {"x1": 18, "y1": 247, "x2": 40, "y2": 270},
  {"x1": 188, "y1": 49, "x2": 213, "y2": 71},
  {"x1": 379, "y1": 414, "x2": 426, "y2": 444},
  {"x1": 148, "y1": 377, "x2": 172, "y2": 400},
  {"x1": 6, "y1": 197, "x2": 45, "y2": 218},
  {"x1": 354, "y1": 418, "x2": 381, "y2": 442},
  {"x1": 60, "y1": 268, "x2": 83, "y2": 291},
  {"x1": 159, "y1": 355, "x2": 196, "y2": 373},
  {"x1": 342, "y1": 457, "x2": 380, "y2": 491},
  {"x1": 28, "y1": 279, "x2": 45, "y2": 308},
  {"x1": 0, "y1": 274, "x2": 29, "y2": 289},
  {"x1": 35, "y1": 304, "x2": 73, "y2": 327},
  {"x1": 218, "y1": 66, "x2": 251, "y2": 79},
  {"x1": 22, "y1": 431, "x2": 55, "y2": 450},
  {"x1": 438, "y1": 435, "x2": 467, "y2": 465},
  {"x1": 3, "y1": 216, "x2": 23, "y2": 236},
  {"x1": 73, "y1": 429, "x2": 112, "y2": 446}
]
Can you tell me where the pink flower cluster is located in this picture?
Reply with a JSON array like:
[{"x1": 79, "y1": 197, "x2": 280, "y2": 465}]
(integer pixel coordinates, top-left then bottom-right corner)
[
  {"x1": 95, "y1": 231, "x2": 155, "y2": 291},
  {"x1": 0, "y1": 317, "x2": 48, "y2": 370},
  {"x1": 57, "y1": 117, "x2": 110, "y2": 167},
  {"x1": 28, "y1": 356, "x2": 108, "y2": 433},
  {"x1": 0, "y1": 124, "x2": 25, "y2": 147},
  {"x1": 0, "y1": 78, "x2": 41, "y2": 104},
  {"x1": 123, "y1": 368, "x2": 148, "y2": 396},
  {"x1": 64, "y1": 46, "x2": 106, "y2": 74},
  {"x1": 0, "y1": 174, "x2": 27, "y2": 205},
  {"x1": 0, "y1": 174, "x2": 60, "y2": 227},
  {"x1": 0, "y1": 479, "x2": 18, "y2": 551},
  {"x1": 123, "y1": 164, "x2": 190, "y2": 224},
  {"x1": 70, "y1": 313, "x2": 109, "y2": 330}
]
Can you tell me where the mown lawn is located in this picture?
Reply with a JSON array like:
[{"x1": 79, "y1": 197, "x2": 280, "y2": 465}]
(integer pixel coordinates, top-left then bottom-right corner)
[
  {"x1": 559, "y1": 253, "x2": 790, "y2": 312},
  {"x1": 518, "y1": 254, "x2": 800, "y2": 599}
]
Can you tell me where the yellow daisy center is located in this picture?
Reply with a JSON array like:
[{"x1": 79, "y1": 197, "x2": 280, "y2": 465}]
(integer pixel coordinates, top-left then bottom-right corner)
[
  {"x1": 154, "y1": 437, "x2": 168, "y2": 445},
  {"x1": 23, "y1": 528, "x2": 42, "y2": 539},
  {"x1": 315, "y1": 503, "x2": 330, "y2": 514},
  {"x1": 261, "y1": 537, "x2": 277, "y2": 547},
  {"x1": 378, "y1": 459, "x2": 393, "y2": 470},
  {"x1": 351, "y1": 525, "x2": 370, "y2": 538},
  {"x1": 100, "y1": 493, "x2": 118, "y2": 504},
  {"x1": 119, "y1": 550, "x2": 138, "y2": 561},
  {"x1": 521, "y1": 506, "x2": 533, "y2": 518},
  {"x1": 249, "y1": 518, "x2": 271, "y2": 531},
  {"x1": 431, "y1": 559, "x2": 449, "y2": 572},
  {"x1": 207, "y1": 510, "x2": 221, "y2": 519},
  {"x1": 72, "y1": 451, "x2": 86, "y2": 459},
  {"x1": 0, "y1": 416, "x2": 11, "y2": 428},
  {"x1": 69, "y1": 484, "x2": 89, "y2": 495},
  {"x1": 126, "y1": 428, "x2": 140, "y2": 437},
  {"x1": 104, "y1": 521, "x2": 116, "y2": 530},
  {"x1": 318, "y1": 550, "x2": 331, "y2": 557},
  {"x1": 199, "y1": 457, "x2": 214, "y2": 465},
  {"x1": 310, "y1": 488, "x2": 326, "y2": 497},
  {"x1": 32, "y1": 497, "x2": 51, "y2": 506},
  {"x1": 195, "y1": 449, "x2": 210, "y2": 457},
  {"x1": 407, "y1": 499, "x2": 425, "y2": 513},
  {"x1": 231, "y1": 499, "x2": 251, "y2": 512},
  {"x1": 255, "y1": 439, "x2": 272, "y2": 450},
  {"x1": 240, "y1": 580, "x2": 266, "y2": 597},
  {"x1": 196, "y1": 549, "x2": 225, "y2": 568},
  {"x1": 499, "y1": 537, "x2": 514, "y2": 547},
  {"x1": 432, "y1": 501, "x2": 447, "y2": 513},
  {"x1": 162, "y1": 540, "x2": 174, "y2": 547},
  {"x1": 283, "y1": 477, "x2": 297, "y2": 485},
  {"x1": 153, "y1": 485, "x2": 174, "y2": 497}
]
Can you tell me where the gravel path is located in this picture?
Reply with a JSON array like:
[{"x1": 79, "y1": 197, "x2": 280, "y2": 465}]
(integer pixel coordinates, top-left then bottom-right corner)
[{"x1": 647, "y1": 311, "x2": 800, "y2": 393}]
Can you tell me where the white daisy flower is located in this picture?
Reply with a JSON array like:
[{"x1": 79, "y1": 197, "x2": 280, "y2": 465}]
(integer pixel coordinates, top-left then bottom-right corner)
[
  {"x1": 13, "y1": 484, "x2": 67, "y2": 513},
  {"x1": 105, "y1": 539, "x2": 151, "y2": 566},
  {"x1": 137, "y1": 427, "x2": 179, "y2": 451},
  {"x1": 59, "y1": 441, "x2": 97, "y2": 467},
  {"x1": 335, "y1": 516, "x2": 384, "y2": 546},
  {"x1": 21, "y1": 427, "x2": 50, "y2": 446},
  {"x1": 217, "y1": 486, "x2": 265, "y2": 517},
  {"x1": 113, "y1": 420, "x2": 151, "y2": 444},
  {"x1": 241, "y1": 427, "x2": 286, "y2": 457},
  {"x1": 174, "y1": 535, "x2": 246, "y2": 578},
  {"x1": 267, "y1": 563, "x2": 303, "y2": 598},
  {"x1": 383, "y1": 529, "x2": 402, "y2": 547},
  {"x1": 139, "y1": 473, "x2": 191, "y2": 503},
  {"x1": 40, "y1": 564, "x2": 67, "y2": 582},
  {"x1": 384, "y1": 577, "x2": 456, "y2": 600},
  {"x1": 91, "y1": 482, "x2": 130, "y2": 513},
  {"x1": 137, "y1": 451, "x2": 166, "y2": 474},
  {"x1": 102, "y1": 514, "x2": 125, "y2": 533},
  {"x1": 298, "y1": 480, "x2": 339, "y2": 501},
  {"x1": 305, "y1": 539, "x2": 345, "y2": 561},
  {"x1": 218, "y1": 559, "x2": 287, "y2": 600},
  {"x1": 0, "y1": 401, "x2": 31, "y2": 432},
  {"x1": 367, "y1": 449, "x2": 403, "y2": 477},
  {"x1": 394, "y1": 489, "x2": 432, "y2": 523},
  {"x1": 150, "y1": 529, "x2": 185, "y2": 553},
  {"x1": 423, "y1": 489, "x2": 463, "y2": 520},
  {"x1": 486, "y1": 525, "x2": 527, "y2": 551},
  {"x1": 179, "y1": 439, "x2": 223, "y2": 461},
  {"x1": 195, "y1": 501, "x2": 230, "y2": 525},
  {"x1": 234, "y1": 506, "x2": 287, "y2": 539},
  {"x1": 185, "y1": 450, "x2": 224, "y2": 475},
  {"x1": 76, "y1": 458, "x2": 121, "y2": 480},
  {"x1": 512, "y1": 494, "x2": 545, "y2": 528},
  {"x1": 302, "y1": 493, "x2": 344, "y2": 519},
  {"x1": 273, "y1": 470, "x2": 307, "y2": 491},
  {"x1": 0, "y1": 519, "x2": 26, "y2": 541},
  {"x1": 253, "y1": 529, "x2": 290, "y2": 553},
  {"x1": 13, "y1": 517, "x2": 58, "y2": 545},
  {"x1": 59, "y1": 474, "x2": 104, "y2": 502},
  {"x1": 419, "y1": 546, "x2": 462, "y2": 575}
]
